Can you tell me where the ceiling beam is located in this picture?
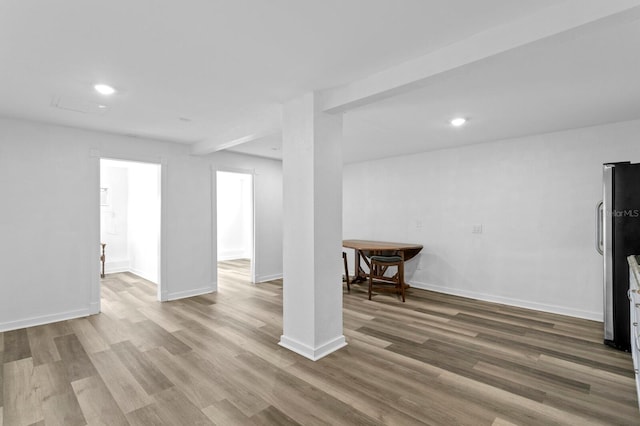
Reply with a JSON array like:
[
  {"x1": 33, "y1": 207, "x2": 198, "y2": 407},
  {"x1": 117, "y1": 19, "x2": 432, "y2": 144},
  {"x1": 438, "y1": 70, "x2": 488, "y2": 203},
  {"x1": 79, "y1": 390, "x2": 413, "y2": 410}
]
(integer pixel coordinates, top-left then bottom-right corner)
[
  {"x1": 191, "y1": 128, "x2": 281, "y2": 156},
  {"x1": 320, "y1": 0, "x2": 640, "y2": 113},
  {"x1": 190, "y1": 105, "x2": 281, "y2": 156}
]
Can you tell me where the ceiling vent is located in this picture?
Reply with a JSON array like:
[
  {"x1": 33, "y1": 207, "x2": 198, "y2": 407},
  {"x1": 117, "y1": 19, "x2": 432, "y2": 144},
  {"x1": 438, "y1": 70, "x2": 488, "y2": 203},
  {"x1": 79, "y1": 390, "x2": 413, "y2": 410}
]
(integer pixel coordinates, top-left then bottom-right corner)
[{"x1": 51, "y1": 96, "x2": 109, "y2": 114}]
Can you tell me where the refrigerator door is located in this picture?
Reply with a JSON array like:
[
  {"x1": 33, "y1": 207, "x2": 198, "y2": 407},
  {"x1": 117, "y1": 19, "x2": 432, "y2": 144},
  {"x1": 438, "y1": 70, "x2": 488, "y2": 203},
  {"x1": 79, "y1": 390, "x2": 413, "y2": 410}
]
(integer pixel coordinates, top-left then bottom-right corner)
[{"x1": 604, "y1": 162, "x2": 640, "y2": 351}]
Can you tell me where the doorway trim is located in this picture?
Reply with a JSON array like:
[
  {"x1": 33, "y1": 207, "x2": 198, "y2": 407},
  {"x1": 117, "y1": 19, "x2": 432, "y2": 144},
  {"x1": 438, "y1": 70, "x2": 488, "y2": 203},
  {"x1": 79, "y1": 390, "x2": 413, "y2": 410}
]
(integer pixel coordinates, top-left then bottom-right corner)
[
  {"x1": 91, "y1": 150, "x2": 168, "y2": 314},
  {"x1": 212, "y1": 165, "x2": 256, "y2": 284}
]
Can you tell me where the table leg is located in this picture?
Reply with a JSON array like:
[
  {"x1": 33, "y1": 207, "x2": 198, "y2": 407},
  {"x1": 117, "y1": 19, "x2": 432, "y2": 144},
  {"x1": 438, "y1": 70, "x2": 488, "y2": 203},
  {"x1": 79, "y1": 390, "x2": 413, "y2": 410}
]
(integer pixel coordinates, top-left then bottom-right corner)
[{"x1": 353, "y1": 249, "x2": 371, "y2": 282}]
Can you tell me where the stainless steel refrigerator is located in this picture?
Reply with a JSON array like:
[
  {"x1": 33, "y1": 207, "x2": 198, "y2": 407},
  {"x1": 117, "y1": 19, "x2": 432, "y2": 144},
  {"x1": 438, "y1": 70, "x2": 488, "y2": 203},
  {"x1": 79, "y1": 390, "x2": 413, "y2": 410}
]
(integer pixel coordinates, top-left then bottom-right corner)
[{"x1": 597, "y1": 162, "x2": 640, "y2": 351}]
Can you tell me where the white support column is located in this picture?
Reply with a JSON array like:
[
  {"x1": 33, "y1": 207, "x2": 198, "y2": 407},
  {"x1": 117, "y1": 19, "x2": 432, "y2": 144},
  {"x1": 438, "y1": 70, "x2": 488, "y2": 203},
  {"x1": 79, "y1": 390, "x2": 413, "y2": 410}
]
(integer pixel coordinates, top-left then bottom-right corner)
[{"x1": 279, "y1": 92, "x2": 346, "y2": 361}]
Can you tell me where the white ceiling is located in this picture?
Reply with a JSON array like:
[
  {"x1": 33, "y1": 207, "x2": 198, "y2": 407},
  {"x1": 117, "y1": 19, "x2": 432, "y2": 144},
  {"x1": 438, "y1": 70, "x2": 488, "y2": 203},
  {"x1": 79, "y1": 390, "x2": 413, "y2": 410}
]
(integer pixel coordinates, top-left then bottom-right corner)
[
  {"x1": 341, "y1": 14, "x2": 640, "y2": 162},
  {"x1": 1, "y1": 1, "x2": 638, "y2": 163}
]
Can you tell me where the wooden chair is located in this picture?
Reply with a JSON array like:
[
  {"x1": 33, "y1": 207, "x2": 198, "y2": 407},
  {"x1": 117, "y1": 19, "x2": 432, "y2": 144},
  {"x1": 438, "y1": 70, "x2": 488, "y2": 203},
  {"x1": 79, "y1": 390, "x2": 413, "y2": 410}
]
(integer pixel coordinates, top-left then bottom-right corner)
[
  {"x1": 343, "y1": 252, "x2": 350, "y2": 293},
  {"x1": 368, "y1": 251, "x2": 405, "y2": 302}
]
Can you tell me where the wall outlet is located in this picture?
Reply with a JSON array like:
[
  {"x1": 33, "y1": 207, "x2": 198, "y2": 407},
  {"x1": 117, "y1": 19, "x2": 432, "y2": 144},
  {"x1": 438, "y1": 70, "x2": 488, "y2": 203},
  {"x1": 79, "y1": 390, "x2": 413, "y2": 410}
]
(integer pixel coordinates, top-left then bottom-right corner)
[
  {"x1": 472, "y1": 224, "x2": 483, "y2": 234},
  {"x1": 416, "y1": 220, "x2": 423, "y2": 228}
]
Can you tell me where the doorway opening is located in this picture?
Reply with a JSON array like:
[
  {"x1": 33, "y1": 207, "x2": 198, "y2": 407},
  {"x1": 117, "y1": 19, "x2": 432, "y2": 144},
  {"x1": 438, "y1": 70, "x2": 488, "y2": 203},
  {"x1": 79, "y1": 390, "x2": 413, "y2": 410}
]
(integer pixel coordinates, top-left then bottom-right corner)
[
  {"x1": 100, "y1": 158, "x2": 162, "y2": 300},
  {"x1": 216, "y1": 170, "x2": 255, "y2": 283}
]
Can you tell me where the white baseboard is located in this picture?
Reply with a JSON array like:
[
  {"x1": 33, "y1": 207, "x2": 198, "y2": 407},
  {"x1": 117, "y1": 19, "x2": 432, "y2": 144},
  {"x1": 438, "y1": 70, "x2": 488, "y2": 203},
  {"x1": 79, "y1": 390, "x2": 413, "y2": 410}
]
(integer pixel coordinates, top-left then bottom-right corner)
[
  {"x1": 167, "y1": 285, "x2": 216, "y2": 301},
  {"x1": 104, "y1": 259, "x2": 130, "y2": 274},
  {"x1": 279, "y1": 334, "x2": 347, "y2": 361},
  {"x1": 129, "y1": 267, "x2": 158, "y2": 284},
  {"x1": 218, "y1": 250, "x2": 247, "y2": 261},
  {"x1": 409, "y1": 280, "x2": 602, "y2": 321},
  {"x1": 255, "y1": 273, "x2": 283, "y2": 283},
  {"x1": 0, "y1": 306, "x2": 95, "y2": 333}
]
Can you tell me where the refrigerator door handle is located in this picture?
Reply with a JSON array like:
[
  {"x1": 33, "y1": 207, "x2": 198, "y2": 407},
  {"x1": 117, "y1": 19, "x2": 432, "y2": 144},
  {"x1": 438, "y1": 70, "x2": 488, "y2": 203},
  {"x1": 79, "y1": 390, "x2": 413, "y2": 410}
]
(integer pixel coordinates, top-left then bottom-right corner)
[{"x1": 596, "y1": 201, "x2": 604, "y2": 255}]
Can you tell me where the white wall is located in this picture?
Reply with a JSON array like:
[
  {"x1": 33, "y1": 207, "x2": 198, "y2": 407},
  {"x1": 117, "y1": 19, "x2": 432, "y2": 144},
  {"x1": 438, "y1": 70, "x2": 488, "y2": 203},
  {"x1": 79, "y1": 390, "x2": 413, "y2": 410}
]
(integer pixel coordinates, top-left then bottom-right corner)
[
  {"x1": 0, "y1": 117, "x2": 283, "y2": 331},
  {"x1": 100, "y1": 163, "x2": 129, "y2": 272},
  {"x1": 210, "y1": 152, "x2": 283, "y2": 283},
  {"x1": 217, "y1": 171, "x2": 253, "y2": 261},
  {"x1": 100, "y1": 160, "x2": 160, "y2": 282},
  {"x1": 127, "y1": 161, "x2": 161, "y2": 283},
  {"x1": 344, "y1": 119, "x2": 640, "y2": 320}
]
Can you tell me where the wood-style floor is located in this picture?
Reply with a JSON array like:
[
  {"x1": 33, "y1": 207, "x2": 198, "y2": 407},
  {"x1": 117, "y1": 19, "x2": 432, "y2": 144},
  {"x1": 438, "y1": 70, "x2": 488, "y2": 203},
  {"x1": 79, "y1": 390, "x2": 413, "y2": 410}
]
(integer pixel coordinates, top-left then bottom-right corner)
[{"x1": 1, "y1": 259, "x2": 639, "y2": 425}]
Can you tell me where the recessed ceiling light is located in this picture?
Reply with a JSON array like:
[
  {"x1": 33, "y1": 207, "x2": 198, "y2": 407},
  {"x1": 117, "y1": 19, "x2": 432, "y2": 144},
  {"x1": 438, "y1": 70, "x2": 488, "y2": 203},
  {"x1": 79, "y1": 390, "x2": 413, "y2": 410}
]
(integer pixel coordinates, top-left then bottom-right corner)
[
  {"x1": 94, "y1": 84, "x2": 116, "y2": 95},
  {"x1": 450, "y1": 117, "x2": 467, "y2": 127}
]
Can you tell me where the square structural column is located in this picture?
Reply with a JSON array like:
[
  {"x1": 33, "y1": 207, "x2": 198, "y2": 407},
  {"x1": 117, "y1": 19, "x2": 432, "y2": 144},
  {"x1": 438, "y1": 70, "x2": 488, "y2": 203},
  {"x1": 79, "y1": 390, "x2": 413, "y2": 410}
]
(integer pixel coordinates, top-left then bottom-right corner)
[{"x1": 279, "y1": 92, "x2": 346, "y2": 361}]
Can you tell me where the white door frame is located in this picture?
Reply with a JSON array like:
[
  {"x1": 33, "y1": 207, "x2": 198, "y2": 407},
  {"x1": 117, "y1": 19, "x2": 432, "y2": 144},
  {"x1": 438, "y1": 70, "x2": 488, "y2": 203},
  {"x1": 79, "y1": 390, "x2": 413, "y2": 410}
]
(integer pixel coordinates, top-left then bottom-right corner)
[
  {"x1": 213, "y1": 166, "x2": 256, "y2": 283},
  {"x1": 91, "y1": 151, "x2": 168, "y2": 313}
]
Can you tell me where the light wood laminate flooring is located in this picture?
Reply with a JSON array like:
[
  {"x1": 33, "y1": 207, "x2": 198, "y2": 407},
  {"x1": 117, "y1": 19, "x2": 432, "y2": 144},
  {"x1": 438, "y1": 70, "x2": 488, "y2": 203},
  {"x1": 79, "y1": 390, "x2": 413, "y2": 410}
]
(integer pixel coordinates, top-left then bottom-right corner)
[{"x1": 1, "y1": 259, "x2": 638, "y2": 425}]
